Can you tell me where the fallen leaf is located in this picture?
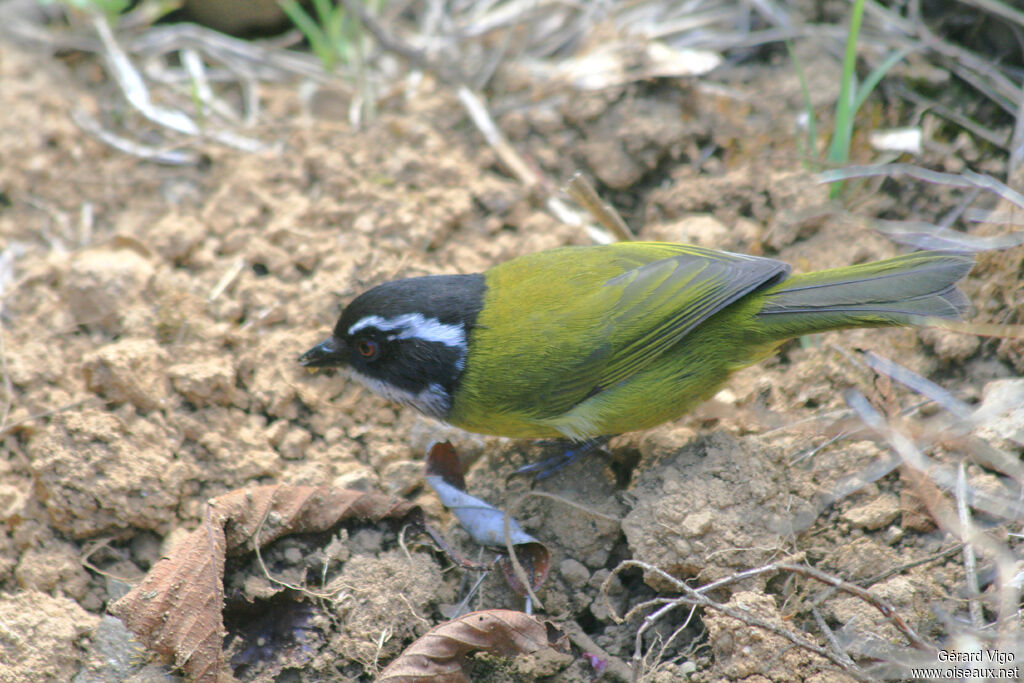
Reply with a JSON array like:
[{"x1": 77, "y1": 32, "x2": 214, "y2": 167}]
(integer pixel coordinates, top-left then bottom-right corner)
[
  {"x1": 109, "y1": 485, "x2": 418, "y2": 683},
  {"x1": 376, "y1": 609, "x2": 566, "y2": 682}
]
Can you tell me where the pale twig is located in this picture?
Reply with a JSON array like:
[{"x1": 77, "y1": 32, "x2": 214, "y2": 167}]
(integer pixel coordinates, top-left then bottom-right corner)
[
  {"x1": 602, "y1": 560, "x2": 873, "y2": 680},
  {"x1": 457, "y1": 86, "x2": 546, "y2": 191},
  {"x1": 92, "y1": 15, "x2": 196, "y2": 134},
  {"x1": 894, "y1": 83, "x2": 1009, "y2": 149},
  {"x1": 502, "y1": 497, "x2": 544, "y2": 614},
  {"x1": 250, "y1": 491, "x2": 346, "y2": 600},
  {"x1": 609, "y1": 559, "x2": 934, "y2": 653},
  {"x1": 458, "y1": 91, "x2": 599, "y2": 241},
  {"x1": 815, "y1": 452, "x2": 902, "y2": 513},
  {"x1": 90, "y1": 13, "x2": 263, "y2": 153},
  {"x1": 342, "y1": 3, "x2": 523, "y2": 181},
  {"x1": 561, "y1": 620, "x2": 633, "y2": 683},
  {"x1": 208, "y1": 258, "x2": 246, "y2": 302},
  {"x1": 501, "y1": 489, "x2": 618, "y2": 610},
  {"x1": 916, "y1": 30, "x2": 1020, "y2": 116},
  {"x1": 180, "y1": 49, "x2": 216, "y2": 117},
  {"x1": 178, "y1": 47, "x2": 243, "y2": 125},
  {"x1": 965, "y1": 208, "x2": 1024, "y2": 226},
  {"x1": 130, "y1": 23, "x2": 329, "y2": 83},
  {"x1": 454, "y1": 0, "x2": 568, "y2": 40},
  {"x1": 501, "y1": 487, "x2": 622, "y2": 615},
  {"x1": 629, "y1": 598, "x2": 696, "y2": 680},
  {"x1": 0, "y1": 616, "x2": 21, "y2": 647},
  {"x1": 650, "y1": 605, "x2": 698, "y2": 676},
  {"x1": 565, "y1": 173, "x2": 635, "y2": 241},
  {"x1": 447, "y1": 570, "x2": 490, "y2": 619},
  {"x1": 791, "y1": 431, "x2": 857, "y2": 465},
  {"x1": 844, "y1": 391, "x2": 1024, "y2": 523},
  {"x1": 396, "y1": 522, "x2": 414, "y2": 565},
  {"x1": 954, "y1": 435, "x2": 1024, "y2": 484},
  {"x1": 1011, "y1": 89, "x2": 1024, "y2": 176},
  {"x1": 371, "y1": 626, "x2": 393, "y2": 675},
  {"x1": 80, "y1": 537, "x2": 137, "y2": 583},
  {"x1": 637, "y1": 6, "x2": 759, "y2": 40},
  {"x1": 957, "y1": 463, "x2": 985, "y2": 630},
  {"x1": 0, "y1": 397, "x2": 98, "y2": 438},
  {"x1": 954, "y1": 0, "x2": 1024, "y2": 25},
  {"x1": 817, "y1": 163, "x2": 1024, "y2": 210},
  {"x1": 812, "y1": 606, "x2": 859, "y2": 671},
  {"x1": 861, "y1": 351, "x2": 973, "y2": 421},
  {"x1": 72, "y1": 109, "x2": 198, "y2": 165},
  {"x1": 511, "y1": 489, "x2": 621, "y2": 524},
  {"x1": 337, "y1": 0, "x2": 457, "y2": 80},
  {"x1": 858, "y1": 543, "x2": 965, "y2": 587},
  {"x1": 876, "y1": 216, "x2": 1024, "y2": 251},
  {"x1": 24, "y1": 196, "x2": 70, "y2": 251}
]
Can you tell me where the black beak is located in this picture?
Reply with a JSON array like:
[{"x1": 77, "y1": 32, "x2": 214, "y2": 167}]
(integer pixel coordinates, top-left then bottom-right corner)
[{"x1": 299, "y1": 337, "x2": 346, "y2": 368}]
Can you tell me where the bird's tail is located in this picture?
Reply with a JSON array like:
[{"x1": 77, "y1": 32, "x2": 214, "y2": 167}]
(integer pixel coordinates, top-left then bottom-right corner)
[{"x1": 754, "y1": 250, "x2": 975, "y2": 339}]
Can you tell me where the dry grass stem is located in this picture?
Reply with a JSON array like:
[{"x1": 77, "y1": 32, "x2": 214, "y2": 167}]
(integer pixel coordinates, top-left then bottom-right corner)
[{"x1": 565, "y1": 173, "x2": 635, "y2": 241}]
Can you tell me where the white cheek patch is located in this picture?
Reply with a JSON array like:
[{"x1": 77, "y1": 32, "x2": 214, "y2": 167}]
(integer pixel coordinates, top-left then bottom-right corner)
[
  {"x1": 346, "y1": 368, "x2": 452, "y2": 419},
  {"x1": 348, "y1": 313, "x2": 466, "y2": 349}
]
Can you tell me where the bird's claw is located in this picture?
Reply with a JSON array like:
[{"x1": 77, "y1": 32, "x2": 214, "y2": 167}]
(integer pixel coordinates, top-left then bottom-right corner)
[{"x1": 510, "y1": 438, "x2": 611, "y2": 482}]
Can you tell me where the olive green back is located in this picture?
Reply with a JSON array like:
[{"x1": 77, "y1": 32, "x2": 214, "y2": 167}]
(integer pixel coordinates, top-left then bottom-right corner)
[{"x1": 449, "y1": 243, "x2": 788, "y2": 438}]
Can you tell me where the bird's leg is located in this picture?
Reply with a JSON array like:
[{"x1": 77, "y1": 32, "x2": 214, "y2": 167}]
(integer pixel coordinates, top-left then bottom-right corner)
[{"x1": 512, "y1": 436, "x2": 612, "y2": 481}]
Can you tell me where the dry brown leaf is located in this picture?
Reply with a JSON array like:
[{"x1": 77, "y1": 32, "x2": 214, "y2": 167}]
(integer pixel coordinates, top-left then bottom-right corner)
[
  {"x1": 109, "y1": 485, "x2": 418, "y2": 683},
  {"x1": 376, "y1": 609, "x2": 566, "y2": 682}
]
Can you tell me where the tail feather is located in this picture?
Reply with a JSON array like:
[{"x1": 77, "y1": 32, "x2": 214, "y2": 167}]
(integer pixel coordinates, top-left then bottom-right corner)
[{"x1": 755, "y1": 251, "x2": 974, "y2": 337}]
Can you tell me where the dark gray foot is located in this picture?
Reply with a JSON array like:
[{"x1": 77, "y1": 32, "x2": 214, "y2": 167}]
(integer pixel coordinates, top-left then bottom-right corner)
[{"x1": 512, "y1": 437, "x2": 611, "y2": 481}]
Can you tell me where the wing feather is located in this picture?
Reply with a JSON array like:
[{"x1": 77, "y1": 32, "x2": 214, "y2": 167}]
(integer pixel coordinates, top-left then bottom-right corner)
[{"x1": 536, "y1": 245, "x2": 789, "y2": 413}]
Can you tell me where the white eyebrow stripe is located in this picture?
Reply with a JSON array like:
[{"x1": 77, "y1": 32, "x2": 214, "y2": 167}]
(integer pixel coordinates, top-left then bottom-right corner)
[{"x1": 348, "y1": 313, "x2": 466, "y2": 348}]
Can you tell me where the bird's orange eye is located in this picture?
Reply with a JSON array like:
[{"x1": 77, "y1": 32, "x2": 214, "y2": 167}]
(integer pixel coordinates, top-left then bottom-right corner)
[{"x1": 357, "y1": 339, "x2": 379, "y2": 359}]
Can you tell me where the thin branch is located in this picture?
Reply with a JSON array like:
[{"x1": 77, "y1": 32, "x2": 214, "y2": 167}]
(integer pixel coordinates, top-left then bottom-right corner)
[
  {"x1": 858, "y1": 543, "x2": 964, "y2": 587},
  {"x1": 457, "y1": 86, "x2": 547, "y2": 191},
  {"x1": 0, "y1": 397, "x2": 99, "y2": 438},
  {"x1": 817, "y1": 163, "x2": 1024, "y2": 210},
  {"x1": 811, "y1": 606, "x2": 858, "y2": 671},
  {"x1": 250, "y1": 489, "x2": 345, "y2": 600},
  {"x1": 72, "y1": 109, "x2": 198, "y2": 165},
  {"x1": 954, "y1": 0, "x2": 1024, "y2": 26},
  {"x1": 561, "y1": 620, "x2": 633, "y2": 682},
  {"x1": 957, "y1": 463, "x2": 985, "y2": 630},
  {"x1": 607, "y1": 559, "x2": 935, "y2": 654},
  {"x1": 565, "y1": 173, "x2": 635, "y2": 241},
  {"x1": 602, "y1": 560, "x2": 879, "y2": 680}
]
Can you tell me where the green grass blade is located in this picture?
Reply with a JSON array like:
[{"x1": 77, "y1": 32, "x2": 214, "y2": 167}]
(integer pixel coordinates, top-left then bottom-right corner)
[
  {"x1": 827, "y1": 0, "x2": 866, "y2": 197},
  {"x1": 327, "y1": 5, "x2": 348, "y2": 52},
  {"x1": 279, "y1": 0, "x2": 335, "y2": 71},
  {"x1": 311, "y1": 0, "x2": 334, "y2": 28},
  {"x1": 852, "y1": 47, "x2": 912, "y2": 114},
  {"x1": 828, "y1": 0, "x2": 866, "y2": 168}
]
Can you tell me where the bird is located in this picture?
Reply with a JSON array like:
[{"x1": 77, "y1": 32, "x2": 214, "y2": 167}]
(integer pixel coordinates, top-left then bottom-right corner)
[{"x1": 300, "y1": 242, "x2": 973, "y2": 473}]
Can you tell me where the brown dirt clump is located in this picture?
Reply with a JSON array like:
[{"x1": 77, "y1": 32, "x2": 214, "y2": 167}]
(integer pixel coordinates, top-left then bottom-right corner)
[{"x1": 0, "y1": 591, "x2": 100, "y2": 682}]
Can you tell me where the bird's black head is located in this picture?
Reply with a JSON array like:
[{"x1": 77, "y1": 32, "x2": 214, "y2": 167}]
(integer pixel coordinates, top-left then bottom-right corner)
[{"x1": 299, "y1": 273, "x2": 486, "y2": 418}]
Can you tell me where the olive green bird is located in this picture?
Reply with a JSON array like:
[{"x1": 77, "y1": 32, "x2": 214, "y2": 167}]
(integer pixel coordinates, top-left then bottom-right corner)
[{"x1": 300, "y1": 243, "x2": 973, "y2": 470}]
